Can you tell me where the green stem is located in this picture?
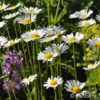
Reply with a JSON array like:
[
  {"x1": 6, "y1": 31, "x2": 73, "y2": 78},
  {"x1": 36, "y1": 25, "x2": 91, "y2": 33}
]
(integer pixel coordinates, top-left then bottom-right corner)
[
  {"x1": 47, "y1": 4, "x2": 50, "y2": 25},
  {"x1": 54, "y1": 0, "x2": 60, "y2": 19},
  {"x1": 73, "y1": 44, "x2": 77, "y2": 80}
]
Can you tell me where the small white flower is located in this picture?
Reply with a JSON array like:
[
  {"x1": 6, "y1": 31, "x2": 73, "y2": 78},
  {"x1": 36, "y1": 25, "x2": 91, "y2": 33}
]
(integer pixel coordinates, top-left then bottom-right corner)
[
  {"x1": 21, "y1": 74, "x2": 37, "y2": 86},
  {"x1": 83, "y1": 61, "x2": 100, "y2": 70},
  {"x1": 44, "y1": 76, "x2": 63, "y2": 89},
  {"x1": 0, "y1": 21, "x2": 5, "y2": 28},
  {"x1": 15, "y1": 14, "x2": 36, "y2": 25},
  {"x1": 78, "y1": 19, "x2": 96, "y2": 27},
  {"x1": 37, "y1": 49, "x2": 59, "y2": 62},
  {"x1": 21, "y1": 29, "x2": 46, "y2": 42},
  {"x1": 40, "y1": 35, "x2": 58, "y2": 43},
  {"x1": 64, "y1": 80, "x2": 86, "y2": 97},
  {"x1": 62, "y1": 32, "x2": 84, "y2": 43},
  {"x1": 4, "y1": 3, "x2": 21, "y2": 11},
  {"x1": 69, "y1": 9, "x2": 93, "y2": 19},
  {"x1": 0, "y1": 3, "x2": 9, "y2": 11},
  {"x1": 87, "y1": 37, "x2": 100, "y2": 48},
  {"x1": 3, "y1": 39, "x2": 20, "y2": 48},
  {"x1": 45, "y1": 43, "x2": 69, "y2": 55},
  {"x1": 45, "y1": 26, "x2": 66, "y2": 36},
  {"x1": 2, "y1": 12, "x2": 19, "y2": 19},
  {"x1": 96, "y1": 13, "x2": 100, "y2": 22},
  {"x1": 19, "y1": 6, "x2": 41, "y2": 14},
  {"x1": 0, "y1": 36, "x2": 8, "y2": 48}
]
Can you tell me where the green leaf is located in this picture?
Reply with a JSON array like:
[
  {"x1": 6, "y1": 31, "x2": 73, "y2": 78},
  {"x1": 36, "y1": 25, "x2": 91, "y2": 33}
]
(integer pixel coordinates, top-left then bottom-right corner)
[{"x1": 59, "y1": 62, "x2": 75, "y2": 77}]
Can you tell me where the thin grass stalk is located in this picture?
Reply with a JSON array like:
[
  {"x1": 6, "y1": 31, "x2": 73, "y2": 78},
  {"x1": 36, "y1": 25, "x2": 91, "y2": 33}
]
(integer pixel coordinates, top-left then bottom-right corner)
[
  {"x1": 54, "y1": 0, "x2": 60, "y2": 19},
  {"x1": 13, "y1": 22, "x2": 20, "y2": 51},
  {"x1": 47, "y1": 4, "x2": 50, "y2": 25},
  {"x1": 73, "y1": 43, "x2": 77, "y2": 80},
  {"x1": 54, "y1": 88, "x2": 57, "y2": 100}
]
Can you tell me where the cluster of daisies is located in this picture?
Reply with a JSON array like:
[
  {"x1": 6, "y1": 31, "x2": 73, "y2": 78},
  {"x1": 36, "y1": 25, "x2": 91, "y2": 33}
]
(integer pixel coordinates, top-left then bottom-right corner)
[
  {"x1": 0, "y1": 2, "x2": 100, "y2": 98},
  {"x1": 69, "y1": 9, "x2": 100, "y2": 27}
]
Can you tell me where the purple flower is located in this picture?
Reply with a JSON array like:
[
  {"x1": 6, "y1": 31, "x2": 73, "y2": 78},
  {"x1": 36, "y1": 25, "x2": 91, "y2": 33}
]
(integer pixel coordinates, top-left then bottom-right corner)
[
  {"x1": 2, "y1": 50, "x2": 24, "y2": 92},
  {"x1": 3, "y1": 78, "x2": 22, "y2": 92}
]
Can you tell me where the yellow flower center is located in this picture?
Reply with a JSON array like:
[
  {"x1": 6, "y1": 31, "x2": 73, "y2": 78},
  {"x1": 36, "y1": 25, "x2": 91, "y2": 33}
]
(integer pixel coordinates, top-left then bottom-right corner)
[
  {"x1": 68, "y1": 37, "x2": 76, "y2": 41},
  {"x1": 95, "y1": 42, "x2": 100, "y2": 47},
  {"x1": 80, "y1": 14, "x2": 87, "y2": 18},
  {"x1": 27, "y1": 9, "x2": 34, "y2": 12},
  {"x1": 89, "y1": 64, "x2": 95, "y2": 68},
  {"x1": 9, "y1": 41, "x2": 15, "y2": 46},
  {"x1": 50, "y1": 80, "x2": 57, "y2": 85},
  {"x1": 71, "y1": 86, "x2": 81, "y2": 93},
  {"x1": 0, "y1": 6, "x2": 3, "y2": 9},
  {"x1": 44, "y1": 53, "x2": 53, "y2": 59},
  {"x1": 30, "y1": 33, "x2": 39, "y2": 38},
  {"x1": 27, "y1": 77, "x2": 33, "y2": 82},
  {"x1": 55, "y1": 32, "x2": 61, "y2": 35},
  {"x1": 46, "y1": 37, "x2": 52, "y2": 41},
  {"x1": 10, "y1": 6, "x2": 16, "y2": 9},
  {"x1": 23, "y1": 18, "x2": 31, "y2": 23},
  {"x1": 83, "y1": 22, "x2": 90, "y2": 26}
]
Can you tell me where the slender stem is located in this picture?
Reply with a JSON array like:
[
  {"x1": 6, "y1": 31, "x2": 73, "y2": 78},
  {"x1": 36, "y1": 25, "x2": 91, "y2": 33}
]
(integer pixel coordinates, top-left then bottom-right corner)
[
  {"x1": 73, "y1": 44, "x2": 77, "y2": 80},
  {"x1": 47, "y1": 4, "x2": 50, "y2": 25},
  {"x1": 54, "y1": 88, "x2": 57, "y2": 100},
  {"x1": 54, "y1": 0, "x2": 60, "y2": 19}
]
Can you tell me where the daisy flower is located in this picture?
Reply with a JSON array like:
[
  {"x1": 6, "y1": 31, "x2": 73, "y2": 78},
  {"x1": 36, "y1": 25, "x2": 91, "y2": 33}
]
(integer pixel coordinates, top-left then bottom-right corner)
[
  {"x1": 40, "y1": 35, "x2": 58, "y2": 43},
  {"x1": 2, "y1": 12, "x2": 19, "y2": 19},
  {"x1": 62, "y1": 32, "x2": 84, "y2": 43},
  {"x1": 0, "y1": 36, "x2": 8, "y2": 48},
  {"x1": 44, "y1": 76, "x2": 63, "y2": 89},
  {"x1": 0, "y1": 21, "x2": 5, "y2": 28},
  {"x1": 45, "y1": 26, "x2": 66, "y2": 36},
  {"x1": 96, "y1": 13, "x2": 100, "y2": 22},
  {"x1": 87, "y1": 37, "x2": 100, "y2": 48},
  {"x1": 21, "y1": 29, "x2": 46, "y2": 42},
  {"x1": 19, "y1": 6, "x2": 41, "y2": 14},
  {"x1": 15, "y1": 14, "x2": 36, "y2": 25},
  {"x1": 0, "y1": 3, "x2": 9, "y2": 11},
  {"x1": 45, "y1": 43, "x2": 69, "y2": 55},
  {"x1": 69, "y1": 9, "x2": 93, "y2": 19},
  {"x1": 83, "y1": 61, "x2": 100, "y2": 70},
  {"x1": 64, "y1": 80, "x2": 86, "y2": 97},
  {"x1": 3, "y1": 39, "x2": 20, "y2": 48},
  {"x1": 4, "y1": 3, "x2": 21, "y2": 11},
  {"x1": 37, "y1": 49, "x2": 59, "y2": 62},
  {"x1": 78, "y1": 19, "x2": 96, "y2": 27},
  {"x1": 21, "y1": 74, "x2": 37, "y2": 86}
]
